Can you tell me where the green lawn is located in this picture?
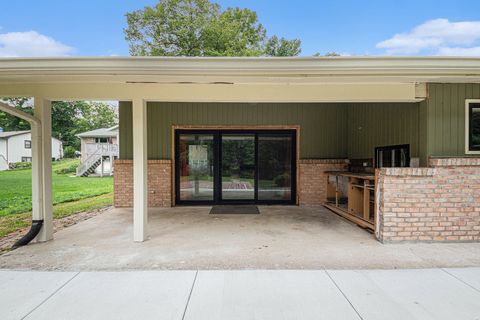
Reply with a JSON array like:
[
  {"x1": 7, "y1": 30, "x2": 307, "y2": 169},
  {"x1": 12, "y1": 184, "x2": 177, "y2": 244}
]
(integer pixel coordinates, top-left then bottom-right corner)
[
  {"x1": 0, "y1": 159, "x2": 113, "y2": 217},
  {"x1": 0, "y1": 193, "x2": 113, "y2": 238}
]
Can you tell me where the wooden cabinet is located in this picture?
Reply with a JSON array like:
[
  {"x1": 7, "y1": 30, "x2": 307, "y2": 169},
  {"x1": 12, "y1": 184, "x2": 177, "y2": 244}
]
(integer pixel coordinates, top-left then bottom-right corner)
[{"x1": 324, "y1": 172, "x2": 376, "y2": 231}]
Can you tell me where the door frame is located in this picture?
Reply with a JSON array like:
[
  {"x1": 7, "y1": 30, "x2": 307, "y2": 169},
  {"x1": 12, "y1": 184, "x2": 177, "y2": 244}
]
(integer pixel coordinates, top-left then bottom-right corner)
[{"x1": 172, "y1": 125, "x2": 300, "y2": 206}]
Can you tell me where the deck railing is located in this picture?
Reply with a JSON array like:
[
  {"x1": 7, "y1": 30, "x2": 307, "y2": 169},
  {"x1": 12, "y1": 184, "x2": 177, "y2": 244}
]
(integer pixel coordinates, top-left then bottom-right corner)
[{"x1": 85, "y1": 143, "x2": 118, "y2": 156}]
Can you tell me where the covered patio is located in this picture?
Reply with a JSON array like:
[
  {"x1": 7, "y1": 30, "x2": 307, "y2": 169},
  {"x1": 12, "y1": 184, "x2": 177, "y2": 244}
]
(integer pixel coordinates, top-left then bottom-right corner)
[
  {"x1": 1, "y1": 56, "x2": 480, "y2": 246},
  {"x1": 1, "y1": 206, "x2": 480, "y2": 270}
]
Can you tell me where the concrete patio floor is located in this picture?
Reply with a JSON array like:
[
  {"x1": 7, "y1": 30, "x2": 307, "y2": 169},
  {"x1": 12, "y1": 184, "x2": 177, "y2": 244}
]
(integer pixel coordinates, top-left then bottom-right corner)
[
  {"x1": 1, "y1": 206, "x2": 480, "y2": 270},
  {"x1": 1, "y1": 268, "x2": 480, "y2": 320}
]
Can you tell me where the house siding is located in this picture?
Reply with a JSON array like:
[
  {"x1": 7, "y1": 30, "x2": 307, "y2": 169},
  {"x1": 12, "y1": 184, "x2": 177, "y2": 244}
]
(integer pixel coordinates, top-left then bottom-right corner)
[
  {"x1": 0, "y1": 133, "x2": 63, "y2": 164},
  {"x1": 119, "y1": 101, "x2": 421, "y2": 160},
  {"x1": 119, "y1": 84, "x2": 480, "y2": 163},
  {"x1": 346, "y1": 102, "x2": 420, "y2": 160},
  {"x1": 426, "y1": 83, "x2": 480, "y2": 157}
]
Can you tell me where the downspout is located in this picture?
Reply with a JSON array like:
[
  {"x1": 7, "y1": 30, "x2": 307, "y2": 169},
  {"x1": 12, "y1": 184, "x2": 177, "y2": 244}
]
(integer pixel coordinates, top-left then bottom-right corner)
[
  {"x1": 0, "y1": 101, "x2": 44, "y2": 249},
  {"x1": 12, "y1": 220, "x2": 44, "y2": 249},
  {"x1": 14, "y1": 122, "x2": 44, "y2": 249}
]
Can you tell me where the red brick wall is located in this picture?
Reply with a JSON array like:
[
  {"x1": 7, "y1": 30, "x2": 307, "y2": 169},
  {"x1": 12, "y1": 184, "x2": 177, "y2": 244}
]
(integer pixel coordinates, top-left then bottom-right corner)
[
  {"x1": 298, "y1": 159, "x2": 348, "y2": 205},
  {"x1": 114, "y1": 158, "x2": 347, "y2": 208},
  {"x1": 114, "y1": 159, "x2": 172, "y2": 207},
  {"x1": 377, "y1": 157, "x2": 480, "y2": 243}
]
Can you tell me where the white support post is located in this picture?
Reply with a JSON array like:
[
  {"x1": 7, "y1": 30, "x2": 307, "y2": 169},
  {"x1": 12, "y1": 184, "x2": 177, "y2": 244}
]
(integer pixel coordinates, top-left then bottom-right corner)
[
  {"x1": 33, "y1": 98, "x2": 53, "y2": 242},
  {"x1": 132, "y1": 99, "x2": 148, "y2": 242}
]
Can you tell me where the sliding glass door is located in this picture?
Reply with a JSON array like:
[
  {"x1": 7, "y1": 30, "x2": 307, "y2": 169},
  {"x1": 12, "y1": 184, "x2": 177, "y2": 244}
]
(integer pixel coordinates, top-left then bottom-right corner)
[
  {"x1": 177, "y1": 134, "x2": 215, "y2": 202},
  {"x1": 221, "y1": 134, "x2": 255, "y2": 201},
  {"x1": 175, "y1": 130, "x2": 296, "y2": 205},
  {"x1": 257, "y1": 133, "x2": 293, "y2": 201}
]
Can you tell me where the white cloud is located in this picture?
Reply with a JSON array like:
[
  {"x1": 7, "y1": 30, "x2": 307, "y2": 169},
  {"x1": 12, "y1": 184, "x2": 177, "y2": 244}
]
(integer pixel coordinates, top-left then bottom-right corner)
[
  {"x1": 0, "y1": 31, "x2": 74, "y2": 57},
  {"x1": 436, "y1": 46, "x2": 480, "y2": 56},
  {"x1": 376, "y1": 19, "x2": 480, "y2": 56}
]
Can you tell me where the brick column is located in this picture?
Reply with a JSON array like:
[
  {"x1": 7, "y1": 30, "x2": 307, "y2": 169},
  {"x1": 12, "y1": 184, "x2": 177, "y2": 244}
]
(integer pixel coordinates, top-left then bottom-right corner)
[
  {"x1": 298, "y1": 159, "x2": 348, "y2": 206},
  {"x1": 114, "y1": 159, "x2": 172, "y2": 208}
]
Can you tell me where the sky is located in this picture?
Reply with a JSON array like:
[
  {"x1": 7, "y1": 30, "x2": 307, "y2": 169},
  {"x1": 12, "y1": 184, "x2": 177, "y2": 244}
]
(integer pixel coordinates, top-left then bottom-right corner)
[{"x1": 1, "y1": 0, "x2": 480, "y2": 57}]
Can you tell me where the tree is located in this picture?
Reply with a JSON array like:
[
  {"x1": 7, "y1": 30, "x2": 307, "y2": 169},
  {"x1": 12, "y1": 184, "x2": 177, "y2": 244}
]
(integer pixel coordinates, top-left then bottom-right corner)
[
  {"x1": 313, "y1": 52, "x2": 341, "y2": 57},
  {"x1": 124, "y1": 0, "x2": 301, "y2": 57},
  {"x1": 202, "y1": 7, "x2": 266, "y2": 56},
  {"x1": 0, "y1": 99, "x2": 118, "y2": 150},
  {"x1": 0, "y1": 98, "x2": 33, "y2": 132},
  {"x1": 125, "y1": 0, "x2": 219, "y2": 56},
  {"x1": 265, "y1": 36, "x2": 301, "y2": 57}
]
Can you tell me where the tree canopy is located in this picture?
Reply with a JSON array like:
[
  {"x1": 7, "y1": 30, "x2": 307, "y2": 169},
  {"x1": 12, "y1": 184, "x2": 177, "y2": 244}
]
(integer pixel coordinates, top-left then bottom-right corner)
[
  {"x1": 125, "y1": 0, "x2": 301, "y2": 57},
  {"x1": 0, "y1": 99, "x2": 118, "y2": 150}
]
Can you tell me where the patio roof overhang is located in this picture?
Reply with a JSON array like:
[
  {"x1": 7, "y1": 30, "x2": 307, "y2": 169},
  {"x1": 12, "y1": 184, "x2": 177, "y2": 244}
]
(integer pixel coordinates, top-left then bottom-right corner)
[
  {"x1": 2, "y1": 56, "x2": 480, "y2": 244},
  {"x1": 1, "y1": 56, "x2": 480, "y2": 84}
]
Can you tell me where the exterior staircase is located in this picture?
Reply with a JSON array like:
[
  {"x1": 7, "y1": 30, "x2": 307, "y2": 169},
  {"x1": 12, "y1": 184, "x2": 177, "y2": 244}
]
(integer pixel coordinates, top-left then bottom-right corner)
[
  {"x1": 76, "y1": 153, "x2": 103, "y2": 177},
  {"x1": 76, "y1": 143, "x2": 118, "y2": 177}
]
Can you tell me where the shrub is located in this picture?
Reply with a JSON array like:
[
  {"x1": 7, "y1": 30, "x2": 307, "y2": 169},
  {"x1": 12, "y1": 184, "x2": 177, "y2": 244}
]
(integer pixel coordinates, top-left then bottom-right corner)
[
  {"x1": 64, "y1": 146, "x2": 77, "y2": 158},
  {"x1": 54, "y1": 163, "x2": 78, "y2": 175},
  {"x1": 9, "y1": 162, "x2": 32, "y2": 170},
  {"x1": 273, "y1": 173, "x2": 290, "y2": 187}
]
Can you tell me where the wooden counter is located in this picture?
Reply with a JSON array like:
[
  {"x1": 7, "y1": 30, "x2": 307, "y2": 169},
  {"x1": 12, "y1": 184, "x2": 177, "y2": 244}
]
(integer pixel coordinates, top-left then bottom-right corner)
[{"x1": 324, "y1": 171, "x2": 376, "y2": 231}]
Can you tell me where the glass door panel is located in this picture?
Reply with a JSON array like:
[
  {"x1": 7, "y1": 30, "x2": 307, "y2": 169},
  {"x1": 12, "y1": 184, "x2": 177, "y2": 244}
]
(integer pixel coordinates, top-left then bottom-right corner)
[
  {"x1": 221, "y1": 134, "x2": 255, "y2": 201},
  {"x1": 258, "y1": 134, "x2": 293, "y2": 201},
  {"x1": 178, "y1": 134, "x2": 214, "y2": 201}
]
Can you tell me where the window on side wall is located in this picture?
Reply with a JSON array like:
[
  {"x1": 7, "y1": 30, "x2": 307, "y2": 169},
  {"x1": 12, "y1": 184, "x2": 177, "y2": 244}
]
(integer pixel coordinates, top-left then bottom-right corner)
[
  {"x1": 24, "y1": 140, "x2": 31, "y2": 149},
  {"x1": 375, "y1": 144, "x2": 410, "y2": 168},
  {"x1": 466, "y1": 100, "x2": 480, "y2": 154},
  {"x1": 95, "y1": 137, "x2": 109, "y2": 143}
]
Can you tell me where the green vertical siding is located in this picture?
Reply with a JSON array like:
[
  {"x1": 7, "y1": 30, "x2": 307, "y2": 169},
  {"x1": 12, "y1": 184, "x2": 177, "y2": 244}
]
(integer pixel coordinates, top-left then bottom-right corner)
[
  {"x1": 120, "y1": 102, "x2": 349, "y2": 159},
  {"x1": 426, "y1": 83, "x2": 480, "y2": 157},
  {"x1": 152, "y1": 102, "x2": 349, "y2": 159},
  {"x1": 119, "y1": 101, "x2": 133, "y2": 159},
  {"x1": 346, "y1": 103, "x2": 420, "y2": 159},
  {"x1": 120, "y1": 101, "x2": 421, "y2": 161},
  {"x1": 418, "y1": 100, "x2": 428, "y2": 166},
  {"x1": 119, "y1": 83, "x2": 477, "y2": 164}
]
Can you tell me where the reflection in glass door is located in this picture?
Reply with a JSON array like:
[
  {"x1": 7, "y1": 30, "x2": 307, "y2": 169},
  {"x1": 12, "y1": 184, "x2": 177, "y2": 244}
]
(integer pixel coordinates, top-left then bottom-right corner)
[
  {"x1": 258, "y1": 134, "x2": 293, "y2": 201},
  {"x1": 221, "y1": 134, "x2": 255, "y2": 201},
  {"x1": 178, "y1": 134, "x2": 214, "y2": 201}
]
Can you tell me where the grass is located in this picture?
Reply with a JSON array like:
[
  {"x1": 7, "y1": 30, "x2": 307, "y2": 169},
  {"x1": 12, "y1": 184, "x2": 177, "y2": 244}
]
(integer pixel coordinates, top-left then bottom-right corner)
[
  {"x1": 0, "y1": 193, "x2": 113, "y2": 238},
  {"x1": 0, "y1": 159, "x2": 114, "y2": 238},
  {"x1": 0, "y1": 159, "x2": 113, "y2": 216}
]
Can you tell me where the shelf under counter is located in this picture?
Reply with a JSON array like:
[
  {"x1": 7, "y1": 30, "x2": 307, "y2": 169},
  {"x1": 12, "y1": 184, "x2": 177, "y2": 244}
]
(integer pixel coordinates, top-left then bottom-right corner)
[{"x1": 324, "y1": 171, "x2": 376, "y2": 231}]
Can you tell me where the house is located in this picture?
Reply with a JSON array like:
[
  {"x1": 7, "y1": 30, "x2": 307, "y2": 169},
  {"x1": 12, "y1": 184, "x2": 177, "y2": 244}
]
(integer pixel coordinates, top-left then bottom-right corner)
[
  {"x1": 0, "y1": 130, "x2": 63, "y2": 170},
  {"x1": 0, "y1": 56, "x2": 479, "y2": 244},
  {"x1": 76, "y1": 126, "x2": 119, "y2": 176}
]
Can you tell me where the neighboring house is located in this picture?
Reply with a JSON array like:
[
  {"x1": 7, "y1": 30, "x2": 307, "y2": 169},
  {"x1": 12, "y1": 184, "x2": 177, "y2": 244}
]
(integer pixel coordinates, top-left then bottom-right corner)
[
  {"x1": 0, "y1": 130, "x2": 63, "y2": 171},
  {"x1": 76, "y1": 126, "x2": 119, "y2": 176},
  {"x1": 1, "y1": 57, "x2": 480, "y2": 244}
]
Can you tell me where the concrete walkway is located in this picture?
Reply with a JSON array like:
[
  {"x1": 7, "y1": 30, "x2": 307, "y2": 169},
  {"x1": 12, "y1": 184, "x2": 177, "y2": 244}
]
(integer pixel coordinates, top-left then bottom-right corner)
[{"x1": 1, "y1": 268, "x2": 480, "y2": 320}]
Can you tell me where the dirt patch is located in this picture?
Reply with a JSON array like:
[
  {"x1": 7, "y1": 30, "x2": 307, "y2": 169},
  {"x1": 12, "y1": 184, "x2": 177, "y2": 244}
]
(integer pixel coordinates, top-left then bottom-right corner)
[{"x1": 0, "y1": 206, "x2": 112, "y2": 254}]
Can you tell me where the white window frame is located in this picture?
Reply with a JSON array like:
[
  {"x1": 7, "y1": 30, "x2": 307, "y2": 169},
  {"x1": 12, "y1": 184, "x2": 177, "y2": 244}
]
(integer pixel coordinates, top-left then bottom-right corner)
[{"x1": 465, "y1": 99, "x2": 480, "y2": 154}]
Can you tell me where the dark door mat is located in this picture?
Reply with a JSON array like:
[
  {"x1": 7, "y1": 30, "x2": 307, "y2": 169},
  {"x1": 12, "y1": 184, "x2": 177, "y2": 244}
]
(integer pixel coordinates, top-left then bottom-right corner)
[{"x1": 210, "y1": 205, "x2": 260, "y2": 215}]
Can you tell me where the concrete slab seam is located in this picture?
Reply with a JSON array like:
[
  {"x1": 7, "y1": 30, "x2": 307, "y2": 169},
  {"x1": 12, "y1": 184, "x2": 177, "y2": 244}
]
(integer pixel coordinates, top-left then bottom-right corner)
[
  {"x1": 440, "y1": 268, "x2": 480, "y2": 294},
  {"x1": 20, "y1": 271, "x2": 80, "y2": 320},
  {"x1": 325, "y1": 270, "x2": 364, "y2": 320},
  {"x1": 182, "y1": 270, "x2": 198, "y2": 320}
]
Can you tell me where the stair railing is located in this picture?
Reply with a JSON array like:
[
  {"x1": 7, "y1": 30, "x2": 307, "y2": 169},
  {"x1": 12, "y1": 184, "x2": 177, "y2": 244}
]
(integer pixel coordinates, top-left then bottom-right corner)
[{"x1": 76, "y1": 146, "x2": 103, "y2": 176}]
